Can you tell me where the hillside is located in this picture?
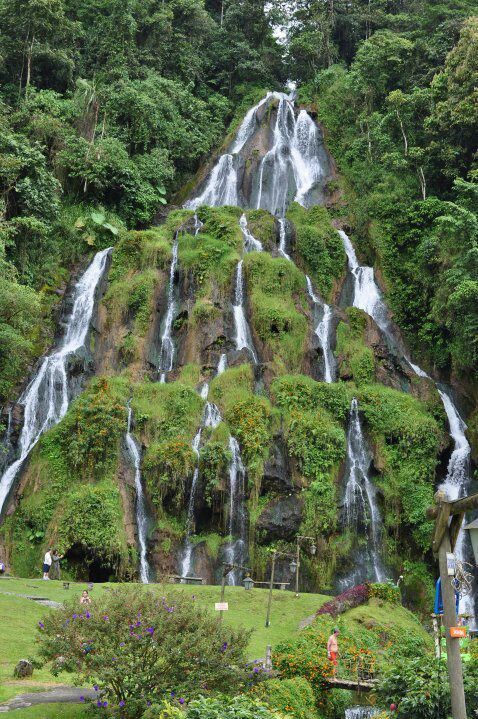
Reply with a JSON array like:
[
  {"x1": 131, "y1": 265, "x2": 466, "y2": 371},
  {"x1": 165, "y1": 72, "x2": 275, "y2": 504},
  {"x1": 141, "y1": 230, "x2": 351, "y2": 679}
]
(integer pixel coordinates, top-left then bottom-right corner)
[{"x1": 0, "y1": 1, "x2": 477, "y2": 620}]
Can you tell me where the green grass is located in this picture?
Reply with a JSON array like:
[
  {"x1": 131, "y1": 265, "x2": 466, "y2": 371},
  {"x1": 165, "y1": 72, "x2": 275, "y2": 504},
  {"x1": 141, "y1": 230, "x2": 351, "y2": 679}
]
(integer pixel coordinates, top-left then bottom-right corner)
[
  {"x1": 0, "y1": 577, "x2": 328, "y2": 704},
  {"x1": 2, "y1": 705, "x2": 87, "y2": 719}
]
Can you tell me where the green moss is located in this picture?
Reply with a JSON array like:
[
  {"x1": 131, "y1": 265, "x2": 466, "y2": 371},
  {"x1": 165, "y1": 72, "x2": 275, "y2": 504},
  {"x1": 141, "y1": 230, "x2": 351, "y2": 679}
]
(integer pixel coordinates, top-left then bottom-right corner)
[
  {"x1": 336, "y1": 308, "x2": 375, "y2": 385},
  {"x1": 178, "y1": 232, "x2": 239, "y2": 293},
  {"x1": 244, "y1": 252, "x2": 308, "y2": 373},
  {"x1": 143, "y1": 438, "x2": 196, "y2": 512},
  {"x1": 287, "y1": 202, "x2": 345, "y2": 301},
  {"x1": 196, "y1": 205, "x2": 243, "y2": 248},
  {"x1": 132, "y1": 380, "x2": 204, "y2": 446},
  {"x1": 245, "y1": 209, "x2": 277, "y2": 252},
  {"x1": 177, "y1": 363, "x2": 201, "y2": 388}
]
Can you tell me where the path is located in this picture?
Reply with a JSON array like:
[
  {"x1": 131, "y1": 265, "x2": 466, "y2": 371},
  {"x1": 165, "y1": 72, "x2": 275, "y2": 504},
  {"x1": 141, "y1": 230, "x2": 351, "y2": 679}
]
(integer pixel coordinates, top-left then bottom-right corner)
[
  {"x1": 0, "y1": 687, "x2": 95, "y2": 712},
  {"x1": 0, "y1": 590, "x2": 62, "y2": 608}
]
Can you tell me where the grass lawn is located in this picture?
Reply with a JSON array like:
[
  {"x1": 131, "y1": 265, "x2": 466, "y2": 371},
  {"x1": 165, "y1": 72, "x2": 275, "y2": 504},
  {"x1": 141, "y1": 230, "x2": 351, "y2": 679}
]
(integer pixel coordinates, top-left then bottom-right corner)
[{"x1": 0, "y1": 576, "x2": 328, "y2": 713}]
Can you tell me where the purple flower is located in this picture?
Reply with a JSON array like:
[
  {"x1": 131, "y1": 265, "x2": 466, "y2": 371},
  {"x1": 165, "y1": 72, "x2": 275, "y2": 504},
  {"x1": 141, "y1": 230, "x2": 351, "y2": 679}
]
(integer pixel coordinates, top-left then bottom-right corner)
[
  {"x1": 192, "y1": 595, "x2": 196, "y2": 600},
  {"x1": 221, "y1": 642, "x2": 227, "y2": 652},
  {"x1": 103, "y1": 615, "x2": 109, "y2": 621},
  {"x1": 94, "y1": 685, "x2": 99, "y2": 692},
  {"x1": 38, "y1": 621, "x2": 44, "y2": 629},
  {"x1": 79, "y1": 696, "x2": 85, "y2": 702},
  {"x1": 135, "y1": 621, "x2": 141, "y2": 627},
  {"x1": 102, "y1": 701, "x2": 108, "y2": 708},
  {"x1": 119, "y1": 700, "x2": 125, "y2": 707},
  {"x1": 253, "y1": 667, "x2": 259, "y2": 673},
  {"x1": 85, "y1": 611, "x2": 91, "y2": 619},
  {"x1": 179, "y1": 698, "x2": 185, "y2": 705},
  {"x1": 119, "y1": 642, "x2": 125, "y2": 647},
  {"x1": 97, "y1": 700, "x2": 102, "y2": 707},
  {"x1": 72, "y1": 614, "x2": 78, "y2": 619},
  {"x1": 146, "y1": 700, "x2": 151, "y2": 707},
  {"x1": 146, "y1": 627, "x2": 154, "y2": 635},
  {"x1": 170, "y1": 692, "x2": 175, "y2": 698}
]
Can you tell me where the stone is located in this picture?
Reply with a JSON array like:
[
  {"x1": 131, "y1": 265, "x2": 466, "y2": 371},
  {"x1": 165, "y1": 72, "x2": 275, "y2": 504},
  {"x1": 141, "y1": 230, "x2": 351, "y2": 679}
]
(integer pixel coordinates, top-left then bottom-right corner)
[
  {"x1": 13, "y1": 660, "x2": 33, "y2": 678},
  {"x1": 256, "y1": 495, "x2": 303, "y2": 543},
  {"x1": 262, "y1": 436, "x2": 293, "y2": 493}
]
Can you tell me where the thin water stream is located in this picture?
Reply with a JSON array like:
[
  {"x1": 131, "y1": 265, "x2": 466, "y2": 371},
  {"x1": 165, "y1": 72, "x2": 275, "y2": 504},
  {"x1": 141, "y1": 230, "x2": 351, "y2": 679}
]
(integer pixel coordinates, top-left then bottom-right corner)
[
  {"x1": 0, "y1": 248, "x2": 112, "y2": 515},
  {"x1": 125, "y1": 406, "x2": 150, "y2": 583}
]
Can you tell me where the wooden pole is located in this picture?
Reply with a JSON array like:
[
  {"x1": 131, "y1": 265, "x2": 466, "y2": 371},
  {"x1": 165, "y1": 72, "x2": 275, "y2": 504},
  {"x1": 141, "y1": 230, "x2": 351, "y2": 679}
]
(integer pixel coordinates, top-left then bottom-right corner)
[
  {"x1": 438, "y1": 527, "x2": 467, "y2": 719},
  {"x1": 265, "y1": 551, "x2": 276, "y2": 627},
  {"x1": 295, "y1": 539, "x2": 300, "y2": 597}
]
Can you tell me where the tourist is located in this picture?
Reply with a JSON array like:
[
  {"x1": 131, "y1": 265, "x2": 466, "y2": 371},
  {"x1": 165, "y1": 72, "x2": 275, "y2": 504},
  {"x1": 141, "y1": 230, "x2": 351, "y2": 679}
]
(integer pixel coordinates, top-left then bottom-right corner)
[
  {"x1": 327, "y1": 627, "x2": 340, "y2": 674},
  {"x1": 0, "y1": 561, "x2": 5, "y2": 574},
  {"x1": 42, "y1": 547, "x2": 53, "y2": 580},
  {"x1": 50, "y1": 549, "x2": 63, "y2": 580},
  {"x1": 80, "y1": 590, "x2": 92, "y2": 605}
]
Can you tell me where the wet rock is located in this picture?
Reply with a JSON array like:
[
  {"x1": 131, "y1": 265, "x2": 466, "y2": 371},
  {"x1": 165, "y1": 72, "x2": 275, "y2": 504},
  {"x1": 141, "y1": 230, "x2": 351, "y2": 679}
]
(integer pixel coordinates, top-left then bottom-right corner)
[
  {"x1": 256, "y1": 495, "x2": 303, "y2": 543},
  {"x1": 13, "y1": 660, "x2": 33, "y2": 678},
  {"x1": 262, "y1": 435, "x2": 293, "y2": 494}
]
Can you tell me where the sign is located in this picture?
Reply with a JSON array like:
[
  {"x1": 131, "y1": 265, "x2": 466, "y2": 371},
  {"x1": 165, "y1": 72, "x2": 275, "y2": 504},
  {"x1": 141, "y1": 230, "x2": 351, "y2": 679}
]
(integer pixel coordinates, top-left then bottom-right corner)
[
  {"x1": 446, "y1": 552, "x2": 456, "y2": 576},
  {"x1": 450, "y1": 626, "x2": 467, "y2": 638},
  {"x1": 215, "y1": 602, "x2": 228, "y2": 611}
]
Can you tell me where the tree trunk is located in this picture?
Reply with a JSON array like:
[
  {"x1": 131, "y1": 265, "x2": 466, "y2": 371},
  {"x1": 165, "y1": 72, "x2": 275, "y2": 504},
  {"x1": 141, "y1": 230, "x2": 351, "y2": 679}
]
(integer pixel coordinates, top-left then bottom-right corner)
[
  {"x1": 25, "y1": 36, "x2": 35, "y2": 95},
  {"x1": 418, "y1": 166, "x2": 427, "y2": 200},
  {"x1": 396, "y1": 110, "x2": 408, "y2": 155}
]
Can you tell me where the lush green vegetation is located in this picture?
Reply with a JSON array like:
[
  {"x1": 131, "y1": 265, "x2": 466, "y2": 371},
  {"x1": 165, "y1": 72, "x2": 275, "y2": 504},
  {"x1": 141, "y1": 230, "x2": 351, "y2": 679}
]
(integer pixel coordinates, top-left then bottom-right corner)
[{"x1": 287, "y1": 2, "x2": 478, "y2": 378}]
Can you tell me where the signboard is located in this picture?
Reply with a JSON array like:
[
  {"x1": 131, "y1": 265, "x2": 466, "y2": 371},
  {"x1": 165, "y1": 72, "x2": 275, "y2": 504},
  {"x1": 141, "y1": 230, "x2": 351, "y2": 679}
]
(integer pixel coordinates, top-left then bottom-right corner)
[
  {"x1": 446, "y1": 552, "x2": 456, "y2": 576},
  {"x1": 215, "y1": 602, "x2": 228, "y2": 611},
  {"x1": 450, "y1": 627, "x2": 467, "y2": 638}
]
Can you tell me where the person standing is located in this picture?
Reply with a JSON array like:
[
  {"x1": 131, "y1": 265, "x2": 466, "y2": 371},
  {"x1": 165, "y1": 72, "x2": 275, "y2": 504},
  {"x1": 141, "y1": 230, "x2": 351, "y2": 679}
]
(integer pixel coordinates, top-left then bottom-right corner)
[
  {"x1": 50, "y1": 549, "x2": 63, "y2": 580},
  {"x1": 42, "y1": 547, "x2": 53, "y2": 580},
  {"x1": 327, "y1": 628, "x2": 340, "y2": 675}
]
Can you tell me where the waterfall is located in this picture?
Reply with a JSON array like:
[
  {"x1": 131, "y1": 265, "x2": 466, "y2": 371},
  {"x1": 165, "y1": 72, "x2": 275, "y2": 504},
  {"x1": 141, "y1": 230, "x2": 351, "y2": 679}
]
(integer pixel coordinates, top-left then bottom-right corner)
[
  {"x1": 0, "y1": 248, "x2": 112, "y2": 516},
  {"x1": 125, "y1": 406, "x2": 150, "y2": 583},
  {"x1": 291, "y1": 109, "x2": 324, "y2": 205},
  {"x1": 233, "y1": 260, "x2": 257, "y2": 363},
  {"x1": 341, "y1": 398, "x2": 386, "y2": 588},
  {"x1": 345, "y1": 709, "x2": 379, "y2": 719},
  {"x1": 305, "y1": 275, "x2": 334, "y2": 383},
  {"x1": 230, "y1": 92, "x2": 281, "y2": 154},
  {"x1": 340, "y1": 229, "x2": 476, "y2": 612},
  {"x1": 240, "y1": 214, "x2": 262, "y2": 252},
  {"x1": 224, "y1": 435, "x2": 248, "y2": 585},
  {"x1": 277, "y1": 218, "x2": 291, "y2": 259},
  {"x1": 179, "y1": 357, "x2": 225, "y2": 579},
  {"x1": 159, "y1": 233, "x2": 179, "y2": 383}
]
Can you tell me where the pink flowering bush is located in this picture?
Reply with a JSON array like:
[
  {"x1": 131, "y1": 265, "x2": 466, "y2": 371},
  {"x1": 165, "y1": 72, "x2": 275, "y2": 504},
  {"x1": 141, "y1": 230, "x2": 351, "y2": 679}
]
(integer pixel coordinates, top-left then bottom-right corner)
[{"x1": 36, "y1": 587, "x2": 251, "y2": 718}]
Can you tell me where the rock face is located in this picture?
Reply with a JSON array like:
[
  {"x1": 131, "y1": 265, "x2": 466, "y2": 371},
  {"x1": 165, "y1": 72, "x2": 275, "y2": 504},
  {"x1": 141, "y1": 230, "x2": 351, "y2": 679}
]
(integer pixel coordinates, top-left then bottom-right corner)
[
  {"x1": 256, "y1": 495, "x2": 303, "y2": 543},
  {"x1": 13, "y1": 660, "x2": 33, "y2": 678}
]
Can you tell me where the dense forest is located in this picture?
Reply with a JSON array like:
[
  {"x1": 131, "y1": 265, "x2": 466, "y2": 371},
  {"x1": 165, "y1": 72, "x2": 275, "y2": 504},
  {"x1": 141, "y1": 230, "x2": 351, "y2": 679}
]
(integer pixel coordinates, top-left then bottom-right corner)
[{"x1": 0, "y1": 0, "x2": 477, "y2": 610}]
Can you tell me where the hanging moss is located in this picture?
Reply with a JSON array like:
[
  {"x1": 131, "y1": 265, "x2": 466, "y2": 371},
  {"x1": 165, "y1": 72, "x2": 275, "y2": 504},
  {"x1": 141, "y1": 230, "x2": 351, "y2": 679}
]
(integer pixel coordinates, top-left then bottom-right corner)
[
  {"x1": 245, "y1": 209, "x2": 277, "y2": 252},
  {"x1": 336, "y1": 308, "x2": 375, "y2": 385},
  {"x1": 244, "y1": 252, "x2": 308, "y2": 373},
  {"x1": 287, "y1": 202, "x2": 345, "y2": 301},
  {"x1": 178, "y1": 231, "x2": 239, "y2": 293}
]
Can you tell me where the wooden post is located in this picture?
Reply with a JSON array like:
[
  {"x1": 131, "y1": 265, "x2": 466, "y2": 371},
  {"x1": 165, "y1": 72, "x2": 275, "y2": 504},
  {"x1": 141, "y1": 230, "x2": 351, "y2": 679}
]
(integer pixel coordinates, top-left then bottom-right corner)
[
  {"x1": 265, "y1": 551, "x2": 276, "y2": 627},
  {"x1": 219, "y1": 568, "x2": 227, "y2": 622},
  {"x1": 431, "y1": 614, "x2": 441, "y2": 659},
  {"x1": 295, "y1": 539, "x2": 300, "y2": 597},
  {"x1": 438, "y1": 527, "x2": 467, "y2": 719},
  {"x1": 265, "y1": 645, "x2": 272, "y2": 669}
]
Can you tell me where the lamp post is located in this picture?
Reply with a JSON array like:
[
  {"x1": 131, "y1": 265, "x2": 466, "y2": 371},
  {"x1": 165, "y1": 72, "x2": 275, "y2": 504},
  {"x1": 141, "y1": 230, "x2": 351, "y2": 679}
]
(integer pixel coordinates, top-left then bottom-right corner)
[
  {"x1": 219, "y1": 562, "x2": 250, "y2": 621},
  {"x1": 265, "y1": 550, "x2": 298, "y2": 627},
  {"x1": 294, "y1": 535, "x2": 317, "y2": 597}
]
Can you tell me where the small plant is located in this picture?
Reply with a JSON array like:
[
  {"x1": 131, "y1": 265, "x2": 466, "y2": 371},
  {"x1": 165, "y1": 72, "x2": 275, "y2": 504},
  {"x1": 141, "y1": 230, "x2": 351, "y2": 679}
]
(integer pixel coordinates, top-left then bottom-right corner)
[{"x1": 74, "y1": 208, "x2": 119, "y2": 246}]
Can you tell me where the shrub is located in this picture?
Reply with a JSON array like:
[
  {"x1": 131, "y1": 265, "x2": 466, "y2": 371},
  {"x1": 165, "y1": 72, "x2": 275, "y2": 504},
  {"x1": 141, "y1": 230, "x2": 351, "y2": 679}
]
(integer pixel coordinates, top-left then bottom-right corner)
[
  {"x1": 317, "y1": 584, "x2": 370, "y2": 618},
  {"x1": 254, "y1": 677, "x2": 319, "y2": 719},
  {"x1": 369, "y1": 582, "x2": 400, "y2": 605},
  {"x1": 37, "y1": 587, "x2": 251, "y2": 719},
  {"x1": 183, "y1": 695, "x2": 285, "y2": 719}
]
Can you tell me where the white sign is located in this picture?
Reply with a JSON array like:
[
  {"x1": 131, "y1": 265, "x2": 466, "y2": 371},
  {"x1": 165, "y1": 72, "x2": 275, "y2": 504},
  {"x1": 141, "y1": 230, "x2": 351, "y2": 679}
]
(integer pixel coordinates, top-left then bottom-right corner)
[
  {"x1": 215, "y1": 602, "x2": 228, "y2": 611},
  {"x1": 446, "y1": 552, "x2": 456, "y2": 576}
]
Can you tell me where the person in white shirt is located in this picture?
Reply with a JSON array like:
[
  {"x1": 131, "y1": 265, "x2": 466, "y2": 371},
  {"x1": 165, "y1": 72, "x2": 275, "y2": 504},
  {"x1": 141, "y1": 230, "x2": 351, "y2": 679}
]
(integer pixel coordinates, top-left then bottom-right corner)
[{"x1": 43, "y1": 548, "x2": 53, "y2": 580}]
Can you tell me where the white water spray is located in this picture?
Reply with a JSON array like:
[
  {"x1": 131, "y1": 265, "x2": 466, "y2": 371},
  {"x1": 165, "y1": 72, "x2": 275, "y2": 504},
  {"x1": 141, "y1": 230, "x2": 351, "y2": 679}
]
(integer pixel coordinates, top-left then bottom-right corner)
[
  {"x1": 305, "y1": 275, "x2": 334, "y2": 383},
  {"x1": 0, "y1": 248, "x2": 111, "y2": 515},
  {"x1": 125, "y1": 406, "x2": 150, "y2": 583},
  {"x1": 233, "y1": 260, "x2": 257, "y2": 363},
  {"x1": 159, "y1": 233, "x2": 179, "y2": 383}
]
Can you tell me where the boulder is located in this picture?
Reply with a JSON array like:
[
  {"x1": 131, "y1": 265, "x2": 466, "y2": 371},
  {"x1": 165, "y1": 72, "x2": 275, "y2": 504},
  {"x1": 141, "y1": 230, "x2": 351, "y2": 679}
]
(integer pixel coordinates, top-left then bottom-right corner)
[
  {"x1": 256, "y1": 495, "x2": 303, "y2": 543},
  {"x1": 13, "y1": 659, "x2": 33, "y2": 678}
]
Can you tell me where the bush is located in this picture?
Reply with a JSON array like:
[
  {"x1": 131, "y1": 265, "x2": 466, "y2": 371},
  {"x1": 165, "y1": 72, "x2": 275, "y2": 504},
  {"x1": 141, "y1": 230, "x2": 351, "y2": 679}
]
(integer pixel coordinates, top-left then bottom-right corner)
[
  {"x1": 317, "y1": 584, "x2": 370, "y2": 618},
  {"x1": 183, "y1": 695, "x2": 284, "y2": 719},
  {"x1": 369, "y1": 582, "x2": 400, "y2": 605},
  {"x1": 37, "y1": 587, "x2": 251, "y2": 719},
  {"x1": 254, "y1": 677, "x2": 319, "y2": 719}
]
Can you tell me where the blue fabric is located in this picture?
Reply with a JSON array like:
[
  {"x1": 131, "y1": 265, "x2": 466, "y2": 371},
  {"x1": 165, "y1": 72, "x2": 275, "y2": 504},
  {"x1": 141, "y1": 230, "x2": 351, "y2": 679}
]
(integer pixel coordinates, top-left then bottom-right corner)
[{"x1": 434, "y1": 578, "x2": 460, "y2": 615}]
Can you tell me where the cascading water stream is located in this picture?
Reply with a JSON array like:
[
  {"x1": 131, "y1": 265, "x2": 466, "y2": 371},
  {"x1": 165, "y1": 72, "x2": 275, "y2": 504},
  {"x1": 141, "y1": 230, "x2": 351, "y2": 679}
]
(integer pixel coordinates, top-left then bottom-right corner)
[
  {"x1": 179, "y1": 356, "x2": 227, "y2": 578},
  {"x1": 125, "y1": 406, "x2": 150, "y2": 583},
  {"x1": 233, "y1": 260, "x2": 257, "y2": 363},
  {"x1": 224, "y1": 435, "x2": 248, "y2": 586},
  {"x1": 340, "y1": 228, "x2": 475, "y2": 612},
  {"x1": 159, "y1": 233, "x2": 179, "y2": 383},
  {"x1": 341, "y1": 398, "x2": 386, "y2": 588},
  {"x1": 305, "y1": 275, "x2": 334, "y2": 383},
  {"x1": 345, "y1": 709, "x2": 379, "y2": 719},
  {"x1": 0, "y1": 248, "x2": 112, "y2": 516},
  {"x1": 240, "y1": 213, "x2": 262, "y2": 252},
  {"x1": 277, "y1": 218, "x2": 291, "y2": 260}
]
